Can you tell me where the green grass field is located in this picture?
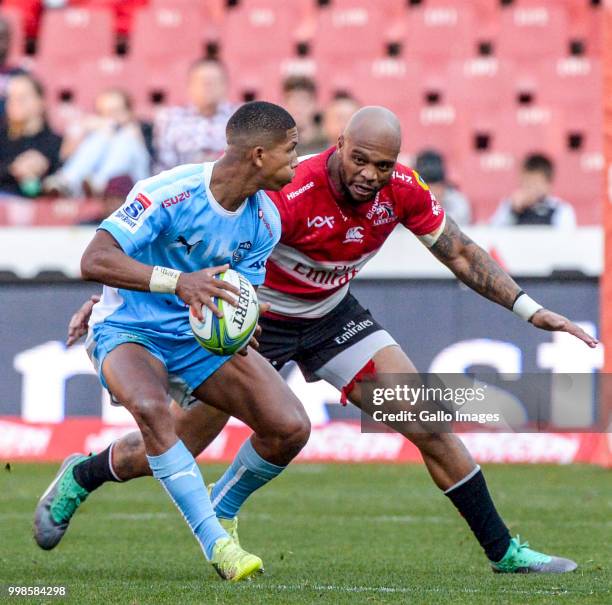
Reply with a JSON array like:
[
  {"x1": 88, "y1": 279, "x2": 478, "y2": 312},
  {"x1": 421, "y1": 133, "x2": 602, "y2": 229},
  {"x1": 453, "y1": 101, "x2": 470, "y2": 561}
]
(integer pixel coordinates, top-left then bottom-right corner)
[{"x1": 0, "y1": 463, "x2": 610, "y2": 604}]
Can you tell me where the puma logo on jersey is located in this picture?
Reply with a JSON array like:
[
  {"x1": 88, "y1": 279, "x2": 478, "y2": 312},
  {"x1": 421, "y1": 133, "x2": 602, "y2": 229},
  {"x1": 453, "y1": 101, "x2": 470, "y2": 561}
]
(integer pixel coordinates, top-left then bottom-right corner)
[
  {"x1": 175, "y1": 235, "x2": 203, "y2": 255},
  {"x1": 343, "y1": 226, "x2": 364, "y2": 243},
  {"x1": 308, "y1": 215, "x2": 335, "y2": 229},
  {"x1": 169, "y1": 464, "x2": 198, "y2": 481}
]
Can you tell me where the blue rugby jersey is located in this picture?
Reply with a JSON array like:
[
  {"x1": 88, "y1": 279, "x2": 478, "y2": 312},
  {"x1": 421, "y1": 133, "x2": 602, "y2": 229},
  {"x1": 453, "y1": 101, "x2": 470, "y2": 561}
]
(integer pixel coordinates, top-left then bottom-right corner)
[{"x1": 89, "y1": 161, "x2": 281, "y2": 336}]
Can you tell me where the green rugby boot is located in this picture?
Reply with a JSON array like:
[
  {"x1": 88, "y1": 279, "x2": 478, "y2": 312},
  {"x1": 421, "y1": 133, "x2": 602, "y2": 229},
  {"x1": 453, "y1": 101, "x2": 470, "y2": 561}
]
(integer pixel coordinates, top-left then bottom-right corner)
[
  {"x1": 210, "y1": 537, "x2": 263, "y2": 582},
  {"x1": 492, "y1": 536, "x2": 578, "y2": 574},
  {"x1": 33, "y1": 453, "x2": 90, "y2": 550}
]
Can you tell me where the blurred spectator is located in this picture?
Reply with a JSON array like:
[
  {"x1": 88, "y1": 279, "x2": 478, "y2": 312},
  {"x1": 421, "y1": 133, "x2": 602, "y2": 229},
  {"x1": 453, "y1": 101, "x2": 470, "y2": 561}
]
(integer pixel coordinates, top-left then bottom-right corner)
[
  {"x1": 0, "y1": 15, "x2": 28, "y2": 118},
  {"x1": 154, "y1": 58, "x2": 235, "y2": 171},
  {"x1": 415, "y1": 149, "x2": 472, "y2": 226},
  {"x1": 0, "y1": 74, "x2": 61, "y2": 198},
  {"x1": 281, "y1": 75, "x2": 327, "y2": 155},
  {"x1": 322, "y1": 92, "x2": 360, "y2": 147},
  {"x1": 490, "y1": 153, "x2": 576, "y2": 228},
  {"x1": 43, "y1": 88, "x2": 150, "y2": 196},
  {"x1": 79, "y1": 174, "x2": 134, "y2": 225},
  {"x1": 3, "y1": 0, "x2": 42, "y2": 41}
]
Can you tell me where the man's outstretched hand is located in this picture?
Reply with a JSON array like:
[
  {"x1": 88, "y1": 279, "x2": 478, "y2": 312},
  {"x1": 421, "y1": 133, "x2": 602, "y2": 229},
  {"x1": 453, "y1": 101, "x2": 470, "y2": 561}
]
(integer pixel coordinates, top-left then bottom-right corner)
[
  {"x1": 66, "y1": 295, "x2": 100, "y2": 346},
  {"x1": 530, "y1": 309, "x2": 598, "y2": 348}
]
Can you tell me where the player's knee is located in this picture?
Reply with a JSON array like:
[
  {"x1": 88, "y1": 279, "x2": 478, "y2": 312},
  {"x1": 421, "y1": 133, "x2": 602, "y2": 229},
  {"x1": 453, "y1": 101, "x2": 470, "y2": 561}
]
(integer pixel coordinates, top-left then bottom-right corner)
[
  {"x1": 128, "y1": 395, "x2": 170, "y2": 430},
  {"x1": 278, "y1": 407, "x2": 311, "y2": 453},
  {"x1": 407, "y1": 431, "x2": 447, "y2": 453}
]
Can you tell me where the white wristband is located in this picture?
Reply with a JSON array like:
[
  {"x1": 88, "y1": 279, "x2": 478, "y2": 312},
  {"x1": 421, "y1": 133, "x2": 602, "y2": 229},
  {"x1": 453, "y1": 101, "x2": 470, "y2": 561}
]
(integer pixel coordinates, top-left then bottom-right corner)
[
  {"x1": 512, "y1": 292, "x2": 543, "y2": 321},
  {"x1": 149, "y1": 266, "x2": 181, "y2": 293}
]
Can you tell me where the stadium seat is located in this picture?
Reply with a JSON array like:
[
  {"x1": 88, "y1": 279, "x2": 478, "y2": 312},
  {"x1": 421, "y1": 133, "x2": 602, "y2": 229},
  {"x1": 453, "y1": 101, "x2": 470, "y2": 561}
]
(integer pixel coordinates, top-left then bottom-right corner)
[
  {"x1": 457, "y1": 151, "x2": 520, "y2": 223},
  {"x1": 532, "y1": 58, "x2": 603, "y2": 111},
  {"x1": 76, "y1": 57, "x2": 130, "y2": 111},
  {"x1": 37, "y1": 8, "x2": 114, "y2": 61},
  {"x1": 403, "y1": 2, "x2": 478, "y2": 61},
  {"x1": 128, "y1": 6, "x2": 208, "y2": 64},
  {"x1": 446, "y1": 58, "x2": 516, "y2": 113},
  {"x1": 314, "y1": 58, "x2": 425, "y2": 110},
  {"x1": 495, "y1": 4, "x2": 569, "y2": 61},
  {"x1": 1, "y1": 0, "x2": 41, "y2": 40},
  {"x1": 554, "y1": 150, "x2": 603, "y2": 224},
  {"x1": 0, "y1": 7, "x2": 25, "y2": 62},
  {"x1": 219, "y1": 0, "x2": 304, "y2": 72},
  {"x1": 310, "y1": 0, "x2": 389, "y2": 67}
]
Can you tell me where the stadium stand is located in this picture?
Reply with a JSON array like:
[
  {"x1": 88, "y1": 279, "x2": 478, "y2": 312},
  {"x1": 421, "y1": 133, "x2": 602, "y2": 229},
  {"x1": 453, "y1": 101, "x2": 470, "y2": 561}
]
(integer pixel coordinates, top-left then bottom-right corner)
[{"x1": 0, "y1": 0, "x2": 604, "y2": 224}]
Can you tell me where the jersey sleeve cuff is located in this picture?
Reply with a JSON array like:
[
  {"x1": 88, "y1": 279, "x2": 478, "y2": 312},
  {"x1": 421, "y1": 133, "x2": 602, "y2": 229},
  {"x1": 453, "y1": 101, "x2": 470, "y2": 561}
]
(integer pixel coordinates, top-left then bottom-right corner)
[{"x1": 237, "y1": 270, "x2": 266, "y2": 286}]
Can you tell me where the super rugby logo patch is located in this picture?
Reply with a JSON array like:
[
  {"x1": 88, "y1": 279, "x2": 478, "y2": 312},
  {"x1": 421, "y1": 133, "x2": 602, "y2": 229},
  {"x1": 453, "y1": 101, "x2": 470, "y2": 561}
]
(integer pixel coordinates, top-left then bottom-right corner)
[{"x1": 112, "y1": 193, "x2": 155, "y2": 233}]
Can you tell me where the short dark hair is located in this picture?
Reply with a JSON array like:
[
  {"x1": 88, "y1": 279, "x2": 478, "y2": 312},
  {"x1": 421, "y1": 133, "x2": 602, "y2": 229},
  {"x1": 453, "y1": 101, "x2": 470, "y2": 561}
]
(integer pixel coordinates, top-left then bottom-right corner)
[
  {"x1": 415, "y1": 149, "x2": 445, "y2": 184},
  {"x1": 282, "y1": 75, "x2": 317, "y2": 97},
  {"x1": 523, "y1": 153, "x2": 554, "y2": 180},
  {"x1": 226, "y1": 101, "x2": 296, "y2": 146}
]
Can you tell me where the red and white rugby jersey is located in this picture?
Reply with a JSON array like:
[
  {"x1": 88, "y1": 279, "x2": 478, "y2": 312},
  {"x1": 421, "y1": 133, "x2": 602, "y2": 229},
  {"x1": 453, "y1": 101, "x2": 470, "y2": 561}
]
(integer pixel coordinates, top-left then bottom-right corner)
[{"x1": 261, "y1": 147, "x2": 445, "y2": 318}]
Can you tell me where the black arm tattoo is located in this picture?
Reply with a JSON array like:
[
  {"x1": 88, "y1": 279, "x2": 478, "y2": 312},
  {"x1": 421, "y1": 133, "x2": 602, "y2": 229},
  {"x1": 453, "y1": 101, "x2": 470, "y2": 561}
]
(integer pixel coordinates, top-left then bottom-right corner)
[{"x1": 430, "y1": 217, "x2": 521, "y2": 309}]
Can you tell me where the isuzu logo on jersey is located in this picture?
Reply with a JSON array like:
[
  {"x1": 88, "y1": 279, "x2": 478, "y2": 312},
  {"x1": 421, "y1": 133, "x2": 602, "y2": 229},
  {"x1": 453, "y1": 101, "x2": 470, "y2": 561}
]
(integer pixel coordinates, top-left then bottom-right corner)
[
  {"x1": 344, "y1": 226, "x2": 364, "y2": 243},
  {"x1": 307, "y1": 215, "x2": 335, "y2": 229},
  {"x1": 162, "y1": 191, "x2": 191, "y2": 207}
]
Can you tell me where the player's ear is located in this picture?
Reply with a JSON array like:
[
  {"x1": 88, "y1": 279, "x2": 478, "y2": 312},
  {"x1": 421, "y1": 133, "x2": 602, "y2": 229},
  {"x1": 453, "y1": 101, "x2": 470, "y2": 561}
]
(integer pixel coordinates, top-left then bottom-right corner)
[
  {"x1": 252, "y1": 146, "x2": 265, "y2": 168},
  {"x1": 337, "y1": 135, "x2": 345, "y2": 150}
]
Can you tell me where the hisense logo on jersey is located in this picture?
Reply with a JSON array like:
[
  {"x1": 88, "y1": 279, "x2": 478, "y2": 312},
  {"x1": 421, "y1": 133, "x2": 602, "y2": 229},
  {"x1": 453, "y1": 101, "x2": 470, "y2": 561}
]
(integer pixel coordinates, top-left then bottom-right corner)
[
  {"x1": 287, "y1": 181, "x2": 314, "y2": 200},
  {"x1": 307, "y1": 215, "x2": 335, "y2": 229},
  {"x1": 344, "y1": 226, "x2": 364, "y2": 243}
]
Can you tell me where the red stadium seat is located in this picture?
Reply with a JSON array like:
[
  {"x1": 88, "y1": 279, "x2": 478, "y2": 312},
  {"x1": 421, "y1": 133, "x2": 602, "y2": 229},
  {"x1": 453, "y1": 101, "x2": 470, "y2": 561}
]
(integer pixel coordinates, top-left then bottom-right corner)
[
  {"x1": 0, "y1": 8, "x2": 25, "y2": 62},
  {"x1": 403, "y1": 2, "x2": 478, "y2": 61},
  {"x1": 37, "y1": 8, "x2": 114, "y2": 61},
  {"x1": 76, "y1": 56, "x2": 130, "y2": 111},
  {"x1": 495, "y1": 5, "x2": 568, "y2": 61},
  {"x1": 128, "y1": 6, "x2": 208, "y2": 64},
  {"x1": 554, "y1": 150, "x2": 603, "y2": 224},
  {"x1": 446, "y1": 58, "x2": 516, "y2": 113},
  {"x1": 458, "y1": 151, "x2": 520, "y2": 223},
  {"x1": 219, "y1": 0, "x2": 298, "y2": 71},
  {"x1": 311, "y1": 0, "x2": 389, "y2": 67}
]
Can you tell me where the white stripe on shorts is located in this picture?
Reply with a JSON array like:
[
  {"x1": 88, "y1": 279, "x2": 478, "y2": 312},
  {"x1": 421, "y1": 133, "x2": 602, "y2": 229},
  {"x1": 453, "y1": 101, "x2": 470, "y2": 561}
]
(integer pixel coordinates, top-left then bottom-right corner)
[{"x1": 314, "y1": 330, "x2": 397, "y2": 390}]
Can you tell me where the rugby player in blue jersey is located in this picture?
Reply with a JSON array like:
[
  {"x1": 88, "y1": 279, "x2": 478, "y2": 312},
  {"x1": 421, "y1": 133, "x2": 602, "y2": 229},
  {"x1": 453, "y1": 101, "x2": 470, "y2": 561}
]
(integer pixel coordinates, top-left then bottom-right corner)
[{"x1": 33, "y1": 102, "x2": 309, "y2": 582}]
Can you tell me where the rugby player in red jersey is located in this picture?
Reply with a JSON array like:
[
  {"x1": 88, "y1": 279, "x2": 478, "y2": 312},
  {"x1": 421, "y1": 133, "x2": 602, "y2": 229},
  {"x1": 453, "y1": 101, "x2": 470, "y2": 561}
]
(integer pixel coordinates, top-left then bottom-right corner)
[{"x1": 53, "y1": 107, "x2": 596, "y2": 574}]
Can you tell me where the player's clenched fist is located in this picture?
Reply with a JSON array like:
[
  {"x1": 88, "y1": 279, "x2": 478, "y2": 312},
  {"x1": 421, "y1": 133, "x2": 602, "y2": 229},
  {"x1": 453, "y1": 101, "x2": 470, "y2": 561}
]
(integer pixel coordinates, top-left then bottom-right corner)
[{"x1": 176, "y1": 263, "x2": 240, "y2": 320}]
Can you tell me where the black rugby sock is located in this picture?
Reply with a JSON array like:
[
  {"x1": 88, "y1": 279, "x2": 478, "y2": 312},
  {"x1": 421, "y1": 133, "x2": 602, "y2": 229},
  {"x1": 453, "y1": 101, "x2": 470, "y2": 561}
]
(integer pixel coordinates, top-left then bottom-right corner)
[
  {"x1": 72, "y1": 445, "x2": 121, "y2": 492},
  {"x1": 444, "y1": 467, "x2": 511, "y2": 563}
]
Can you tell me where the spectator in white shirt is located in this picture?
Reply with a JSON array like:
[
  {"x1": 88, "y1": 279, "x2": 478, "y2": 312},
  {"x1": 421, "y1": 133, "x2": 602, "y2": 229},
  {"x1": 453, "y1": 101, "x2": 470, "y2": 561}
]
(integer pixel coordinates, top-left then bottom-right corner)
[
  {"x1": 490, "y1": 153, "x2": 576, "y2": 228},
  {"x1": 153, "y1": 58, "x2": 236, "y2": 171}
]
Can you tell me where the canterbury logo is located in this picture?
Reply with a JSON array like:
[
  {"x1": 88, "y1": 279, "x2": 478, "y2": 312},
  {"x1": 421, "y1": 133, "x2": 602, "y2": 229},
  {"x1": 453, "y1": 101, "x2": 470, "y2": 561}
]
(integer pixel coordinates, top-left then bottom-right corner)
[
  {"x1": 343, "y1": 226, "x2": 364, "y2": 243},
  {"x1": 169, "y1": 464, "x2": 198, "y2": 481},
  {"x1": 307, "y1": 215, "x2": 335, "y2": 229}
]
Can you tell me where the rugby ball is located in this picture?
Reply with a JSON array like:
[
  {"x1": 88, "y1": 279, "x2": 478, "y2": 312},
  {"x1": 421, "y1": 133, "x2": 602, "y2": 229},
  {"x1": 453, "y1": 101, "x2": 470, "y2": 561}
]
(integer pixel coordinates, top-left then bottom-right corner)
[{"x1": 189, "y1": 269, "x2": 259, "y2": 355}]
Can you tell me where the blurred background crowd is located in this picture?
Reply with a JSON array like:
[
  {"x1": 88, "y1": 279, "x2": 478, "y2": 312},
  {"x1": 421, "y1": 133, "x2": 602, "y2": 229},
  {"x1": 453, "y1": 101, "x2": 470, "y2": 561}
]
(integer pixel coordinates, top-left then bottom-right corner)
[{"x1": 0, "y1": 0, "x2": 603, "y2": 227}]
